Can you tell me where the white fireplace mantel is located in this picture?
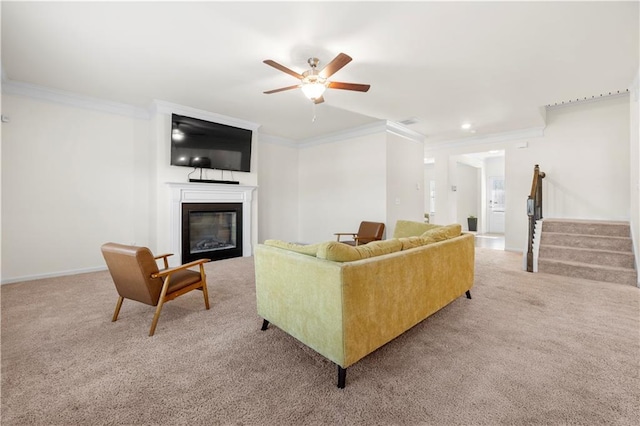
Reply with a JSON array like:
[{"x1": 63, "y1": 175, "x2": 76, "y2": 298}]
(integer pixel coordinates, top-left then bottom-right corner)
[{"x1": 167, "y1": 182, "x2": 256, "y2": 263}]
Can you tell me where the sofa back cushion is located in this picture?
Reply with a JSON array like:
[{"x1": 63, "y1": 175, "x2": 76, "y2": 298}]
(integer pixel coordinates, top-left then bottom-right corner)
[
  {"x1": 264, "y1": 240, "x2": 323, "y2": 256},
  {"x1": 393, "y1": 220, "x2": 441, "y2": 238},
  {"x1": 420, "y1": 223, "x2": 462, "y2": 243},
  {"x1": 317, "y1": 239, "x2": 403, "y2": 262}
]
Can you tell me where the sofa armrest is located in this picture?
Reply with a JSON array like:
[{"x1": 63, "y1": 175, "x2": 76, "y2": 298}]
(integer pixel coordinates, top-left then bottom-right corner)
[{"x1": 255, "y1": 245, "x2": 348, "y2": 366}]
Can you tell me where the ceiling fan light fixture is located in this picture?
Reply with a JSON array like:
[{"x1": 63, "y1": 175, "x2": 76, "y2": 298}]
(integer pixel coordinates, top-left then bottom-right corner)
[{"x1": 301, "y1": 81, "x2": 327, "y2": 100}]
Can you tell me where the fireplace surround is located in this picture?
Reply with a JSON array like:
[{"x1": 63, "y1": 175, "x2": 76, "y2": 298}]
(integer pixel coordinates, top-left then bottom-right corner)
[{"x1": 168, "y1": 182, "x2": 256, "y2": 264}]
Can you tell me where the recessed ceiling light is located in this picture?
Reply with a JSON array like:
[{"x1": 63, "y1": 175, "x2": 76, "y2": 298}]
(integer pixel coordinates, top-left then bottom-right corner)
[{"x1": 461, "y1": 123, "x2": 472, "y2": 130}]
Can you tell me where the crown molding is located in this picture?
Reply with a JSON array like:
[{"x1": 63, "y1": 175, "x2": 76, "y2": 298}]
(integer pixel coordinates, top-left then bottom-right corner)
[
  {"x1": 152, "y1": 100, "x2": 261, "y2": 132},
  {"x1": 426, "y1": 126, "x2": 546, "y2": 151},
  {"x1": 385, "y1": 121, "x2": 426, "y2": 144},
  {"x1": 298, "y1": 120, "x2": 424, "y2": 148},
  {"x1": 1, "y1": 76, "x2": 150, "y2": 119},
  {"x1": 545, "y1": 90, "x2": 630, "y2": 111}
]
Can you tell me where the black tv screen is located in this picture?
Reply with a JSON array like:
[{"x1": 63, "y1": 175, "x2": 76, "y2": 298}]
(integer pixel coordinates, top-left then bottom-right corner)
[{"x1": 170, "y1": 114, "x2": 252, "y2": 172}]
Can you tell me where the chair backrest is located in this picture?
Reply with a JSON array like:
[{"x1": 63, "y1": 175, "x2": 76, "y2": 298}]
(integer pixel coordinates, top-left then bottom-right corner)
[
  {"x1": 101, "y1": 243, "x2": 163, "y2": 306},
  {"x1": 357, "y1": 221, "x2": 385, "y2": 244}
]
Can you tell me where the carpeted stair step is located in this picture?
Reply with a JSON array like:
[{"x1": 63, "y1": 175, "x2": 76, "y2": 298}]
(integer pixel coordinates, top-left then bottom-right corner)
[
  {"x1": 538, "y1": 258, "x2": 637, "y2": 286},
  {"x1": 536, "y1": 219, "x2": 636, "y2": 286},
  {"x1": 538, "y1": 245, "x2": 634, "y2": 269},
  {"x1": 542, "y1": 219, "x2": 630, "y2": 237},
  {"x1": 540, "y1": 232, "x2": 632, "y2": 252}
]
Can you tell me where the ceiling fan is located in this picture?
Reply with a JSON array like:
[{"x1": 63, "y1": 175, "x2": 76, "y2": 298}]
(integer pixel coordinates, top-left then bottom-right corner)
[{"x1": 263, "y1": 52, "x2": 370, "y2": 104}]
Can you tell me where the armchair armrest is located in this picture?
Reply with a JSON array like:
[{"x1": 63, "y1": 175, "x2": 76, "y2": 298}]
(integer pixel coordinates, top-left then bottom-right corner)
[
  {"x1": 334, "y1": 232, "x2": 357, "y2": 242},
  {"x1": 152, "y1": 258, "x2": 210, "y2": 279},
  {"x1": 154, "y1": 253, "x2": 173, "y2": 269}
]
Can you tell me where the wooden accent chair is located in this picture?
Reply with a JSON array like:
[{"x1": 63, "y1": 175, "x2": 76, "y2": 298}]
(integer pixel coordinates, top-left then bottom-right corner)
[
  {"x1": 334, "y1": 221, "x2": 385, "y2": 246},
  {"x1": 101, "y1": 243, "x2": 210, "y2": 336}
]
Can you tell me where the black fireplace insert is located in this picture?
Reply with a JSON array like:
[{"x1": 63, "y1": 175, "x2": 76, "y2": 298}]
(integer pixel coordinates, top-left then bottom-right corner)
[{"x1": 181, "y1": 203, "x2": 243, "y2": 262}]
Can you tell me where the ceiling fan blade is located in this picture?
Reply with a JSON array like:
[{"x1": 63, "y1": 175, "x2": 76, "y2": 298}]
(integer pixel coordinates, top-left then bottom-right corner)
[
  {"x1": 264, "y1": 84, "x2": 301, "y2": 94},
  {"x1": 263, "y1": 59, "x2": 304, "y2": 80},
  {"x1": 319, "y1": 53, "x2": 352, "y2": 78},
  {"x1": 314, "y1": 96, "x2": 325, "y2": 104},
  {"x1": 327, "y1": 81, "x2": 371, "y2": 92}
]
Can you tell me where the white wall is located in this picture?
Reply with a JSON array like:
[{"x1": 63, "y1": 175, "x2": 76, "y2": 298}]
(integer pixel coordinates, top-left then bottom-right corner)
[
  {"x1": 424, "y1": 163, "x2": 435, "y2": 217},
  {"x1": 257, "y1": 138, "x2": 299, "y2": 243},
  {"x1": 1, "y1": 94, "x2": 145, "y2": 281},
  {"x1": 629, "y1": 70, "x2": 639, "y2": 278},
  {"x1": 385, "y1": 132, "x2": 425, "y2": 238},
  {"x1": 1, "y1": 93, "x2": 260, "y2": 282},
  {"x1": 505, "y1": 95, "x2": 630, "y2": 254},
  {"x1": 426, "y1": 94, "x2": 630, "y2": 252},
  {"x1": 455, "y1": 162, "x2": 480, "y2": 230},
  {"x1": 298, "y1": 132, "x2": 387, "y2": 243}
]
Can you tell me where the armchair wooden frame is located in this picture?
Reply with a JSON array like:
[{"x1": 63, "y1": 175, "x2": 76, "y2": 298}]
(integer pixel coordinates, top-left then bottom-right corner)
[
  {"x1": 334, "y1": 221, "x2": 385, "y2": 246},
  {"x1": 334, "y1": 232, "x2": 367, "y2": 246},
  {"x1": 102, "y1": 243, "x2": 210, "y2": 336}
]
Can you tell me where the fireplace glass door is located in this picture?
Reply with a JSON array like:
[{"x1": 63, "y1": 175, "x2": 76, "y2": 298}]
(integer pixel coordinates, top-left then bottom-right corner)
[{"x1": 182, "y1": 203, "x2": 242, "y2": 262}]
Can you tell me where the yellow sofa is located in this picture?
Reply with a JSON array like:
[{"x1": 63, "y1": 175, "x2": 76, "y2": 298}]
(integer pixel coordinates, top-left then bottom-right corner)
[{"x1": 254, "y1": 221, "x2": 475, "y2": 388}]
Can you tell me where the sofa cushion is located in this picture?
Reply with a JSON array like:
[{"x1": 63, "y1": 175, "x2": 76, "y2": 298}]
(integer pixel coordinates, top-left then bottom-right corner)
[
  {"x1": 397, "y1": 236, "x2": 426, "y2": 250},
  {"x1": 421, "y1": 224, "x2": 462, "y2": 242},
  {"x1": 393, "y1": 220, "x2": 441, "y2": 238},
  {"x1": 264, "y1": 240, "x2": 323, "y2": 257},
  {"x1": 317, "y1": 239, "x2": 403, "y2": 262}
]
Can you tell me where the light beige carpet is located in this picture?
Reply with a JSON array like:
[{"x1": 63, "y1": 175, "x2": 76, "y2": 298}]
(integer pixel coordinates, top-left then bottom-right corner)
[{"x1": 1, "y1": 248, "x2": 639, "y2": 425}]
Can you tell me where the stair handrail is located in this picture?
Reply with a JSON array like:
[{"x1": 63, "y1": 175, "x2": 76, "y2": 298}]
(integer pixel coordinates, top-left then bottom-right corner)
[{"x1": 526, "y1": 164, "x2": 546, "y2": 272}]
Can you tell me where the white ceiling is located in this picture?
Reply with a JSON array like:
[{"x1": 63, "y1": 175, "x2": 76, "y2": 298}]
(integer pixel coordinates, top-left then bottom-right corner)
[{"x1": 2, "y1": 1, "x2": 638, "y2": 143}]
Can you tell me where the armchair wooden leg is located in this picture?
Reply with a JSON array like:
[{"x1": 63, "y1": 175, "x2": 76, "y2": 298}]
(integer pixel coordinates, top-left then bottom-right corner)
[
  {"x1": 112, "y1": 296, "x2": 124, "y2": 322},
  {"x1": 202, "y1": 282, "x2": 210, "y2": 310},
  {"x1": 200, "y1": 265, "x2": 210, "y2": 310},
  {"x1": 149, "y1": 300, "x2": 165, "y2": 337},
  {"x1": 149, "y1": 278, "x2": 172, "y2": 336},
  {"x1": 466, "y1": 290, "x2": 472, "y2": 299}
]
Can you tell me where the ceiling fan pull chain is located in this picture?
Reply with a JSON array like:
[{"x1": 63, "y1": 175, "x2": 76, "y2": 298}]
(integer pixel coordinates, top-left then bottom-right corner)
[{"x1": 312, "y1": 102, "x2": 317, "y2": 123}]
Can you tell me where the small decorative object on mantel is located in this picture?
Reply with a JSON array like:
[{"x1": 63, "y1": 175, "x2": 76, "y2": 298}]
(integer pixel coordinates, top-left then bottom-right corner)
[{"x1": 467, "y1": 215, "x2": 477, "y2": 232}]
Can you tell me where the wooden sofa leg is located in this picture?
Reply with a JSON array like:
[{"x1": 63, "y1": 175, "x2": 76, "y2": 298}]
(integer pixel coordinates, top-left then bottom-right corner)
[
  {"x1": 466, "y1": 290, "x2": 472, "y2": 299},
  {"x1": 337, "y1": 366, "x2": 347, "y2": 389},
  {"x1": 261, "y1": 319, "x2": 269, "y2": 331}
]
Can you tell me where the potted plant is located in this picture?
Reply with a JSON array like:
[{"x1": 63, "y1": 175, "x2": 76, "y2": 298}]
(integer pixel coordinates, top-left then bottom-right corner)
[{"x1": 467, "y1": 215, "x2": 477, "y2": 232}]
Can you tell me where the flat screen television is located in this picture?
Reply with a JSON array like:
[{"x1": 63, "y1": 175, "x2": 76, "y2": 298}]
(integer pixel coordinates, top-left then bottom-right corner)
[{"x1": 170, "y1": 114, "x2": 252, "y2": 172}]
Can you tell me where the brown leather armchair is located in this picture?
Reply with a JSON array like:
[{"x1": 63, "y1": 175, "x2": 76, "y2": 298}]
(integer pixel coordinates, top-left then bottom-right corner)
[
  {"x1": 334, "y1": 221, "x2": 385, "y2": 246},
  {"x1": 101, "y1": 243, "x2": 210, "y2": 336}
]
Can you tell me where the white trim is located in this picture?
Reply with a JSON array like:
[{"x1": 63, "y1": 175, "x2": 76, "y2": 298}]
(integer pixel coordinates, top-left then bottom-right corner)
[
  {"x1": 1, "y1": 266, "x2": 107, "y2": 285},
  {"x1": 299, "y1": 120, "x2": 387, "y2": 147},
  {"x1": 545, "y1": 90, "x2": 630, "y2": 111},
  {"x1": 386, "y1": 121, "x2": 426, "y2": 143},
  {"x1": 426, "y1": 126, "x2": 546, "y2": 151},
  {"x1": 152, "y1": 100, "x2": 260, "y2": 132},
  {"x1": 1, "y1": 77, "x2": 150, "y2": 119},
  {"x1": 299, "y1": 120, "x2": 424, "y2": 148}
]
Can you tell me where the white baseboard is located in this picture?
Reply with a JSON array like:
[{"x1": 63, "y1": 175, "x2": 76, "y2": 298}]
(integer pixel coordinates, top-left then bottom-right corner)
[{"x1": 1, "y1": 266, "x2": 108, "y2": 285}]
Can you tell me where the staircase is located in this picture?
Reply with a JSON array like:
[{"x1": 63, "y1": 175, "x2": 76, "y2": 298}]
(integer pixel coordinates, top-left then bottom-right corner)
[{"x1": 537, "y1": 219, "x2": 637, "y2": 286}]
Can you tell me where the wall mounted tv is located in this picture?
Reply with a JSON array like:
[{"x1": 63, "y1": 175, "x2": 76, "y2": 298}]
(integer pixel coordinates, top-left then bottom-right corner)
[{"x1": 170, "y1": 114, "x2": 252, "y2": 172}]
